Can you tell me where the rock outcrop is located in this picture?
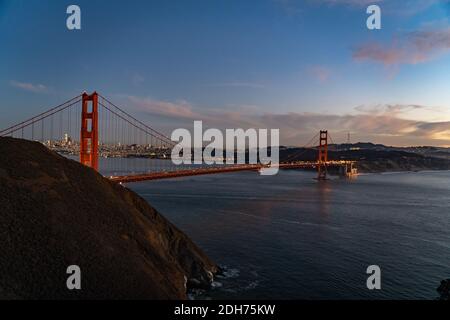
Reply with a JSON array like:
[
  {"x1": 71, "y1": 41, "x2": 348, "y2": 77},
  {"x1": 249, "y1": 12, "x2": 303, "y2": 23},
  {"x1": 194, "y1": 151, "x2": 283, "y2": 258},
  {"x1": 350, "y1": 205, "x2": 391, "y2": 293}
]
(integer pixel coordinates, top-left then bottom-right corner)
[
  {"x1": 437, "y1": 279, "x2": 450, "y2": 300},
  {"x1": 0, "y1": 137, "x2": 217, "y2": 299}
]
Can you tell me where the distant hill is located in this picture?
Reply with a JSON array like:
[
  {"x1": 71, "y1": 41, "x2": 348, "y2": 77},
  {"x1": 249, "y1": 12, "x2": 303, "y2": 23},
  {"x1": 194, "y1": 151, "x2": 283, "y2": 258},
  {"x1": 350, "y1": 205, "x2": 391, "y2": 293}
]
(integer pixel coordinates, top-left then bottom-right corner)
[
  {"x1": 280, "y1": 143, "x2": 450, "y2": 173},
  {"x1": 0, "y1": 137, "x2": 217, "y2": 299}
]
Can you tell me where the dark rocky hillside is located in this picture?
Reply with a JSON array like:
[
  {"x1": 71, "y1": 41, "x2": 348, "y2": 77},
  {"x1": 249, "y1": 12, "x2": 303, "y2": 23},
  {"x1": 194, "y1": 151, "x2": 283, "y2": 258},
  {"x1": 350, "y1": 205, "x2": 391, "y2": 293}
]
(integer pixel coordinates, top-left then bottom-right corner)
[{"x1": 0, "y1": 137, "x2": 217, "y2": 299}]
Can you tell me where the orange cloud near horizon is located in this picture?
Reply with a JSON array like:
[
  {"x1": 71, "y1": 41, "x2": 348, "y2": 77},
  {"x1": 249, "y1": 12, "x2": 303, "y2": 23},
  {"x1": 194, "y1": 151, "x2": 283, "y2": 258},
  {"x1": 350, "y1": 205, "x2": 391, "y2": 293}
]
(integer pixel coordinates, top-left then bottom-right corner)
[{"x1": 124, "y1": 95, "x2": 450, "y2": 147}]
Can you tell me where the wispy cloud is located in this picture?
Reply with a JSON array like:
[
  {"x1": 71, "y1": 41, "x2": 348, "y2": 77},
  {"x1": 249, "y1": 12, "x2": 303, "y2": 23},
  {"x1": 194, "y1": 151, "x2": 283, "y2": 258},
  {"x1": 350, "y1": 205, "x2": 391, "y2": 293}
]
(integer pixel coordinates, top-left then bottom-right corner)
[
  {"x1": 125, "y1": 95, "x2": 450, "y2": 146},
  {"x1": 274, "y1": 0, "x2": 303, "y2": 16},
  {"x1": 394, "y1": 0, "x2": 450, "y2": 16},
  {"x1": 354, "y1": 104, "x2": 440, "y2": 115},
  {"x1": 308, "y1": 65, "x2": 331, "y2": 83},
  {"x1": 128, "y1": 96, "x2": 198, "y2": 119},
  {"x1": 353, "y1": 26, "x2": 450, "y2": 66},
  {"x1": 131, "y1": 73, "x2": 145, "y2": 86},
  {"x1": 314, "y1": 0, "x2": 383, "y2": 6},
  {"x1": 314, "y1": 0, "x2": 446, "y2": 11},
  {"x1": 205, "y1": 82, "x2": 266, "y2": 89},
  {"x1": 415, "y1": 121, "x2": 450, "y2": 141},
  {"x1": 258, "y1": 110, "x2": 450, "y2": 146},
  {"x1": 277, "y1": 0, "x2": 449, "y2": 17},
  {"x1": 10, "y1": 80, "x2": 49, "y2": 94},
  {"x1": 276, "y1": 0, "x2": 382, "y2": 14},
  {"x1": 126, "y1": 95, "x2": 262, "y2": 128}
]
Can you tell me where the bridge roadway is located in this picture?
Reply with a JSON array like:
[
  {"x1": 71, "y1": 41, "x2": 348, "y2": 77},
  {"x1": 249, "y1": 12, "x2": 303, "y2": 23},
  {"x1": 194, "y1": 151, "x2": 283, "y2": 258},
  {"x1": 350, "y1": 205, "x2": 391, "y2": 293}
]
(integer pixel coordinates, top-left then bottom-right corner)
[{"x1": 108, "y1": 161, "x2": 355, "y2": 183}]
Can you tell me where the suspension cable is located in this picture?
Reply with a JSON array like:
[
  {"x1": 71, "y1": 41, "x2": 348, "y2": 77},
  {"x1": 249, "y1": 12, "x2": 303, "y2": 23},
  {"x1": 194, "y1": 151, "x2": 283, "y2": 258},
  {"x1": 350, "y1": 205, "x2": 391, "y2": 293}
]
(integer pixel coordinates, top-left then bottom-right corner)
[
  {"x1": 98, "y1": 94, "x2": 175, "y2": 146},
  {"x1": 0, "y1": 95, "x2": 82, "y2": 135},
  {"x1": 0, "y1": 98, "x2": 82, "y2": 137},
  {"x1": 283, "y1": 132, "x2": 320, "y2": 162},
  {"x1": 98, "y1": 101, "x2": 173, "y2": 148}
]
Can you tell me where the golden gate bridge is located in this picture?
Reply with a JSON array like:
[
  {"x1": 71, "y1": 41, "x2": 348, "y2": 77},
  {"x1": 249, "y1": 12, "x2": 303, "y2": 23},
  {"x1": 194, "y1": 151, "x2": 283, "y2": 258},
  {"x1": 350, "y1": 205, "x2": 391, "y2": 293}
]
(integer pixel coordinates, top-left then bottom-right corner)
[{"x1": 0, "y1": 92, "x2": 356, "y2": 182}]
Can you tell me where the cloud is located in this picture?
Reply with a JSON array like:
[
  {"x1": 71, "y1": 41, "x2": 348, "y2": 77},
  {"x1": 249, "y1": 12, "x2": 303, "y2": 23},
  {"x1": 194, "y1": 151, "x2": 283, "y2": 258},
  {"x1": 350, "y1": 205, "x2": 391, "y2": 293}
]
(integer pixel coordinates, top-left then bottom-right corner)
[
  {"x1": 276, "y1": 0, "x2": 382, "y2": 12},
  {"x1": 128, "y1": 96, "x2": 198, "y2": 120},
  {"x1": 10, "y1": 80, "x2": 48, "y2": 93},
  {"x1": 258, "y1": 111, "x2": 450, "y2": 146},
  {"x1": 126, "y1": 95, "x2": 262, "y2": 128},
  {"x1": 308, "y1": 65, "x2": 331, "y2": 83},
  {"x1": 277, "y1": 0, "x2": 449, "y2": 18},
  {"x1": 125, "y1": 95, "x2": 450, "y2": 146},
  {"x1": 314, "y1": 0, "x2": 446, "y2": 11},
  {"x1": 274, "y1": 0, "x2": 303, "y2": 16},
  {"x1": 395, "y1": 0, "x2": 450, "y2": 16},
  {"x1": 353, "y1": 26, "x2": 450, "y2": 66},
  {"x1": 276, "y1": 0, "x2": 382, "y2": 14},
  {"x1": 131, "y1": 73, "x2": 145, "y2": 86},
  {"x1": 205, "y1": 82, "x2": 266, "y2": 89},
  {"x1": 415, "y1": 122, "x2": 450, "y2": 140},
  {"x1": 315, "y1": 0, "x2": 383, "y2": 6},
  {"x1": 354, "y1": 104, "x2": 437, "y2": 115}
]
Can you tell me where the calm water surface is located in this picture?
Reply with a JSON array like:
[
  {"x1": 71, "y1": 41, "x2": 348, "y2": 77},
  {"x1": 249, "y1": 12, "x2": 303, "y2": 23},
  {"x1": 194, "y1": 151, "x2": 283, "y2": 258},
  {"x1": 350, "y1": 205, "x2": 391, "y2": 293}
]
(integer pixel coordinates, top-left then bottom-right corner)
[{"x1": 119, "y1": 165, "x2": 450, "y2": 299}]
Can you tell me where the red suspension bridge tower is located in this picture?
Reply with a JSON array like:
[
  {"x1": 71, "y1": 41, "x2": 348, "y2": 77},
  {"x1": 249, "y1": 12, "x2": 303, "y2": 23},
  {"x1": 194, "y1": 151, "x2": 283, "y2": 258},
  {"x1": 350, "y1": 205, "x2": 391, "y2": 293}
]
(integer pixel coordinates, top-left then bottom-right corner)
[
  {"x1": 80, "y1": 92, "x2": 99, "y2": 171},
  {"x1": 317, "y1": 130, "x2": 328, "y2": 180}
]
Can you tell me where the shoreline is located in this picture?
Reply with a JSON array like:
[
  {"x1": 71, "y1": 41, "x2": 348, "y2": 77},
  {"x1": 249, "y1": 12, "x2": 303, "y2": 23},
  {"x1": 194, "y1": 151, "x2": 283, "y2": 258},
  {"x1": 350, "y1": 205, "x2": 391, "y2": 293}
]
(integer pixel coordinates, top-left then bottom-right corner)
[{"x1": 356, "y1": 168, "x2": 450, "y2": 175}]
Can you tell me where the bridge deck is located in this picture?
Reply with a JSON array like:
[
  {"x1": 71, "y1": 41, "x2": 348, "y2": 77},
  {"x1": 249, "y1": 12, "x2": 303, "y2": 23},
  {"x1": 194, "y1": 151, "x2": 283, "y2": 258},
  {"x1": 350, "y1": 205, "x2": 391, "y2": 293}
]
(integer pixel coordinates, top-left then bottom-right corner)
[{"x1": 108, "y1": 161, "x2": 355, "y2": 183}]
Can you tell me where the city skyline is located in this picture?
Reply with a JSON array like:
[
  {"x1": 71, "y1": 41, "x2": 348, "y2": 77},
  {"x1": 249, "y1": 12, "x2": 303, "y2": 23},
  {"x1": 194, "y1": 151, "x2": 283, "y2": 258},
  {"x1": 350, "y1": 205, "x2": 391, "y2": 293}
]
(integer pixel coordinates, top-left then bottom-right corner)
[{"x1": 1, "y1": 0, "x2": 450, "y2": 147}]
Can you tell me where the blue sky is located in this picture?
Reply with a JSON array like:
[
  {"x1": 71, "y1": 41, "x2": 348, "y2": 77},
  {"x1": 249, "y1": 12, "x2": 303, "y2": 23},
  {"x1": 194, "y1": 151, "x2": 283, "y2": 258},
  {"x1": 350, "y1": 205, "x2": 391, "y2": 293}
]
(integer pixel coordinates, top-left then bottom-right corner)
[{"x1": 1, "y1": 0, "x2": 450, "y2": 146}]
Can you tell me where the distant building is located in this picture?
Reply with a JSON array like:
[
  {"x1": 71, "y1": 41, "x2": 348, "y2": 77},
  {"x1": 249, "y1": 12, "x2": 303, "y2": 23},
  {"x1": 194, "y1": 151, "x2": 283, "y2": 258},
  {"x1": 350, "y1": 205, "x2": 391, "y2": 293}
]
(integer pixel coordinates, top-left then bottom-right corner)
[{"x1": 63, "y1": 133, "x2": 72, "y2": 145}]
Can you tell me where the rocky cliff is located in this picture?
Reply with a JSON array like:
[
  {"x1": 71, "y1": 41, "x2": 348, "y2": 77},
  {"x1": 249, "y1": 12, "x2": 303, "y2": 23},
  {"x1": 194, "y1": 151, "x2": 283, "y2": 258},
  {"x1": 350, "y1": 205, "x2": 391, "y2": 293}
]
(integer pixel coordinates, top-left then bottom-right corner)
[{"x1": 0, "y1": 137, "x2": 217, "y2": 299}]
